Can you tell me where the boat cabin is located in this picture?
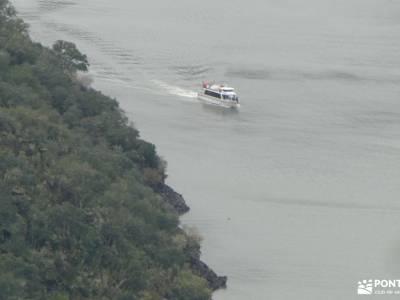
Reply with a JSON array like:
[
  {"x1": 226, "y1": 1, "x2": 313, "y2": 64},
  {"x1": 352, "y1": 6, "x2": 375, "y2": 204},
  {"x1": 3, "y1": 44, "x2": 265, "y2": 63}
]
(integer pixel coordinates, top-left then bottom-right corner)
[{"x1": 203, "y1": 84, "x2": 239, "y2": 102}]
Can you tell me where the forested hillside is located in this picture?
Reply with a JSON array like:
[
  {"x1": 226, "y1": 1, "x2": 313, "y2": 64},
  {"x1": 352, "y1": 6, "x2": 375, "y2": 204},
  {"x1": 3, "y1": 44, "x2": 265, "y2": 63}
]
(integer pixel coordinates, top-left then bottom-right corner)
[{"x1": 0, "y1": 1, "x2": 214, "y2": 299}]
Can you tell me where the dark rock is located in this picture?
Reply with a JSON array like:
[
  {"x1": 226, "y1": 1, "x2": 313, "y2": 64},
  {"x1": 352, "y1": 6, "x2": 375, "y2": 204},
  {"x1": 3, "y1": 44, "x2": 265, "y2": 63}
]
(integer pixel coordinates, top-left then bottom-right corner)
[
  {"x1": 152, "y1": 183, "x2": 190, "y2": 215},
  {"x1": 190, "y1": 257, "x2": 227, "y2": 291},
  {"x1": 153, "y1": 183, "x2": 227, "y2": 291}
]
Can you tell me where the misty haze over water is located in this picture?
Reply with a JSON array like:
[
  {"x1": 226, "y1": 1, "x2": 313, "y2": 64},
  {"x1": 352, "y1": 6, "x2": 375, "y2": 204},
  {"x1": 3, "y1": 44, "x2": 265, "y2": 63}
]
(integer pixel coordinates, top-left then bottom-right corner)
[{"x1": 13, "y1": 0, "x2": 400, "y2": 298}]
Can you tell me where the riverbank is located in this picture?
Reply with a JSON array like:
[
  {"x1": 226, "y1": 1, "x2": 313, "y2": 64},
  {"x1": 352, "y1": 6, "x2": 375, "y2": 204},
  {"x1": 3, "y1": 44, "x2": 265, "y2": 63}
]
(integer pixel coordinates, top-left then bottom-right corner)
[
  {"x1": 0, "y1": 1, "x2": 225, "y2": 298},
  {"x1": 154, "y1": 183, "x2": 227, "y2": 291}
]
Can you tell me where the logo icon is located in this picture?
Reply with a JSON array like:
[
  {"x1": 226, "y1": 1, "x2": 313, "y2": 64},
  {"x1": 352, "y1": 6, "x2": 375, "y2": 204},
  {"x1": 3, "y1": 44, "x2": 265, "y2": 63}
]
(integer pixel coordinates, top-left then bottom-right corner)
[{"x1": 358, "y1": 279, "x2": 373, "y2": 295}]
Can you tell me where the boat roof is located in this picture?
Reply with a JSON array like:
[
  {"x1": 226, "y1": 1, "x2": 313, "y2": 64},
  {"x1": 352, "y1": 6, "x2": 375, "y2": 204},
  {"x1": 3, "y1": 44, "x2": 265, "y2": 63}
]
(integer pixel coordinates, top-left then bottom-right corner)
[
  {"x1": 221, "y1": 87, "x2": 234, "y2": 91},
  {"x1": 208, "y1": 84, "x2": 235, "y2": 91}
]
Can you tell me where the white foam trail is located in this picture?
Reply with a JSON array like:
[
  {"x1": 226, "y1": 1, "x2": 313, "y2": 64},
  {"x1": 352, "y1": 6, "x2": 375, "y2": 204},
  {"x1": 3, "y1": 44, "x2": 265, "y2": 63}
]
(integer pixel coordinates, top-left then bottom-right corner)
[{"x1": 151, "y1": 79, "x2": 197, "y2": 98}]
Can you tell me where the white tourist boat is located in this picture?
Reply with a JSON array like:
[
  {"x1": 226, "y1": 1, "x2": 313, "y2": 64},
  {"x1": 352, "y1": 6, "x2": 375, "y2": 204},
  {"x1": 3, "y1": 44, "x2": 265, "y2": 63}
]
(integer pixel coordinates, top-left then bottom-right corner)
[{"x1": 198, "y1": 81, "x2": 239, "y2": 108}]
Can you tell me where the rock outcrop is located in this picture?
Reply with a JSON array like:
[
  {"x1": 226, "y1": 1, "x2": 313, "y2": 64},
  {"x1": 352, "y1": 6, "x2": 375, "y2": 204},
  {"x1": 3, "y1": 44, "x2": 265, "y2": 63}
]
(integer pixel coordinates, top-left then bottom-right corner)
[
  {"x1": 153, "y1": 183, "x2": 190, "y2": 215},
  {"x1": 153, "y1": 182, "x2": 227, "y2": 292},
  {"x1": 190, "y1": 257, "x2": 227, "y2": 290}
]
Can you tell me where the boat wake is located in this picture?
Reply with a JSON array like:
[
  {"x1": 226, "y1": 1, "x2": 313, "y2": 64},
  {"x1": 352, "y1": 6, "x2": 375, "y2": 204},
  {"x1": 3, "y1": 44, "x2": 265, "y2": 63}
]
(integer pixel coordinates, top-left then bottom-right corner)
[{"x1": 151, "y1": 80, "x2": 197, "y2": 99}]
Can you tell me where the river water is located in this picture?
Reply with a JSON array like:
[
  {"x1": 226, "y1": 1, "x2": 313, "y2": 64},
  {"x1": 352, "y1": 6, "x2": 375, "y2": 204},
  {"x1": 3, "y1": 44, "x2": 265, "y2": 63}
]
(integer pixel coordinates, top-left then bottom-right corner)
[{"x1": 12, "y1": 0, "x2": 400, "y2": 299}]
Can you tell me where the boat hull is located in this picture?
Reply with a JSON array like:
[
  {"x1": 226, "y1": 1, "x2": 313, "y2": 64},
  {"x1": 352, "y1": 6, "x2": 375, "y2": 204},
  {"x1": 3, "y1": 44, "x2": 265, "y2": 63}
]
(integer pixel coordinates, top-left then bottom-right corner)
[{"x1": 197, "y1": 93, "x2": 240, "y2": 108}]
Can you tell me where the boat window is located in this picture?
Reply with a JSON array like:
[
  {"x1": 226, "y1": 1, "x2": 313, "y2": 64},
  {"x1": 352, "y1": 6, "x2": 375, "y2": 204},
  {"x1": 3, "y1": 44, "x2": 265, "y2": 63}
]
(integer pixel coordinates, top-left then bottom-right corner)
[
  {"x1": 205, "y1": 90, "x2": 221, "y2": 98},
  {"x1": 223, "y1": 95, "x2": 236, "y2": 100}
]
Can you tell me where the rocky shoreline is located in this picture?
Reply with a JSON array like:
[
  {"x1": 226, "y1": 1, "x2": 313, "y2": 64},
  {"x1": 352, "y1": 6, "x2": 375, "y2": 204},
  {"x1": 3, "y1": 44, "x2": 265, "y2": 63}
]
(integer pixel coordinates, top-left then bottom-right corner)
[
  {"x1": 153, "y1": 183, "x2": 227, "y2": 291},
  {"x1": 152, "y1": 183, "x2": 190, "y2": 214},
  {"x1": 190, "y1": 256, "x2": 228, "y2": 291}
]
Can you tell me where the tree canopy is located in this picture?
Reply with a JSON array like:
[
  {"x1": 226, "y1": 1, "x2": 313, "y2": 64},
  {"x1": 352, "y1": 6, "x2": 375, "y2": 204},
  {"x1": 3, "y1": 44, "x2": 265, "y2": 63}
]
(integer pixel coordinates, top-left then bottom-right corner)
[
  {"x1": 52, "y1": 40, "x2": 89, "y2": 72},
  {"x1": 0, "y1": 1, "x2": 211, "y2": 299}
]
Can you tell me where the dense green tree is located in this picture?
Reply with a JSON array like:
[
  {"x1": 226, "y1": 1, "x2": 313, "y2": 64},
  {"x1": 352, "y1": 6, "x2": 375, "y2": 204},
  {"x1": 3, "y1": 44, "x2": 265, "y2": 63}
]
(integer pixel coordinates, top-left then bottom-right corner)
[
  {"x1": 169, "y1": 270, "x2": 210, "y2": 300},
  {"x1": 52, "y1": 40, "x2": 89, "y2": 72},
  {"x1": 0, "y1": 1, "x2": 212, "y2": 299}
]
